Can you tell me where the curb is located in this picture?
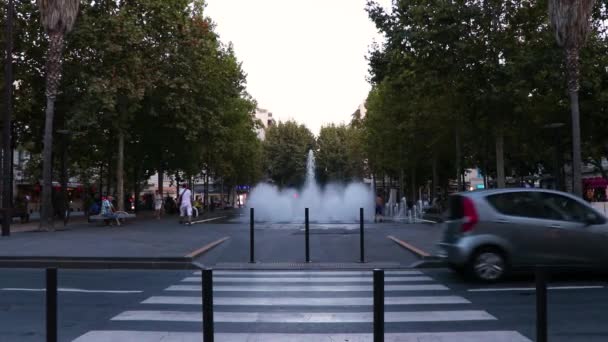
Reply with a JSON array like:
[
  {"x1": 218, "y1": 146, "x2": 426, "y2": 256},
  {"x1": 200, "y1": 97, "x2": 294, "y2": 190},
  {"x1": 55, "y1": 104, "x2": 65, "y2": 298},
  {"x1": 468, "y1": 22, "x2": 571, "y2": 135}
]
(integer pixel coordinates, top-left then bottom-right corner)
[
  {"x1": 387, "y1": 235, "x2": 432, "y2": 258},
  {"x1": 410, "y1": 259, "x2": 447, "y2": 269},
  {"x1": 185, "y1": 237, "x2": 230, "y2": 259},
  {"x1": 193, "y1": 262, "x2": 408, "y2": 270},
  {"x1": 0, "y1": 258, "x2": 195, "y2": 270}
]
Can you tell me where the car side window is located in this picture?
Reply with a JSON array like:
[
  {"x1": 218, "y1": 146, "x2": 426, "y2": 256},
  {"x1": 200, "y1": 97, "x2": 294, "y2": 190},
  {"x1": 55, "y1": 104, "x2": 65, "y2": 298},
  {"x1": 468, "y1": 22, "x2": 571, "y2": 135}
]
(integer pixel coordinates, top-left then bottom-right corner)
[
  {"x1": 540, "y1": 193, "x2": 602, "y2": 224},
  {"x1": 487, "y1": 192, "x2": 562, "y2": 220}
]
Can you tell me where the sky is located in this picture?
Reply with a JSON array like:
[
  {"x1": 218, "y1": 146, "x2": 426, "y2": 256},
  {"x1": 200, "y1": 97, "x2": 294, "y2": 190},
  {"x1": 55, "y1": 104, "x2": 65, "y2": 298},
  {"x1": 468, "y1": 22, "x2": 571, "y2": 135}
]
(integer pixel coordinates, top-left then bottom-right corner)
[{"x1": 205, "y1": 0, "x2": 392, "y2": 135}]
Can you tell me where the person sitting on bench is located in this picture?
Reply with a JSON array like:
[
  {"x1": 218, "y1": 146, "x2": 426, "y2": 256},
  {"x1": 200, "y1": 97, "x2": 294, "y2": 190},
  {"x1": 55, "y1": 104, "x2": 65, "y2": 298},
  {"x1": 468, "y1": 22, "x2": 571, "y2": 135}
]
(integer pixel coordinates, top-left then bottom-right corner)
[{"x1": 101, "y1": 195, "x2": 121, "y2": 226}]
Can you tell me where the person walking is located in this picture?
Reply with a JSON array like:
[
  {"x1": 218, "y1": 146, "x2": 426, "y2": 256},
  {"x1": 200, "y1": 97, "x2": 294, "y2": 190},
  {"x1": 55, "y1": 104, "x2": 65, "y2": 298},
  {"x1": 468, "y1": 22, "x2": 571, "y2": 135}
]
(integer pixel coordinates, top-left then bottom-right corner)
[
  {"x1": 178, "y1": 183, "x2": 193, "y2": 225},
  {"x1": 154, "y1": 190, "x2": 163, "y2": 220}
]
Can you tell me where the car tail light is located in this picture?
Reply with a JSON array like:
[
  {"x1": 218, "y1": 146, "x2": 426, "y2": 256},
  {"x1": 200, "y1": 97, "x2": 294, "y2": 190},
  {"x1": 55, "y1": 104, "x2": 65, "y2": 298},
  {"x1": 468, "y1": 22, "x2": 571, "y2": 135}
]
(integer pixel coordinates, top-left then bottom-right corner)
[{"x1": 461, "y1": 197, "x2": 478, "y2": 233}]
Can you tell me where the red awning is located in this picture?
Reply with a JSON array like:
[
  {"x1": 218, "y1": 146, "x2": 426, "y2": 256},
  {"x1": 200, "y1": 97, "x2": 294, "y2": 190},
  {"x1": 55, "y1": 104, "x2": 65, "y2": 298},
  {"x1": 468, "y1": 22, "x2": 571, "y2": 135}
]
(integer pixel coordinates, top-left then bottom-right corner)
[{"x1": 583, "y1": 177, "x2": 608, "y2": 188}]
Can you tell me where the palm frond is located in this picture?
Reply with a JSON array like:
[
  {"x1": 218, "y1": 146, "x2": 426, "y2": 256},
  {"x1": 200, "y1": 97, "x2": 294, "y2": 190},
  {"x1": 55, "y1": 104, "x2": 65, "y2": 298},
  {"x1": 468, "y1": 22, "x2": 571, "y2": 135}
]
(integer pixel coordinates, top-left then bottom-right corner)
[
  {"x1": 549, "y1": 0, "x2": 596, "y2": 48},
  {"x1": 37, "y1": 0, "x2": 80, "y2": 34}
]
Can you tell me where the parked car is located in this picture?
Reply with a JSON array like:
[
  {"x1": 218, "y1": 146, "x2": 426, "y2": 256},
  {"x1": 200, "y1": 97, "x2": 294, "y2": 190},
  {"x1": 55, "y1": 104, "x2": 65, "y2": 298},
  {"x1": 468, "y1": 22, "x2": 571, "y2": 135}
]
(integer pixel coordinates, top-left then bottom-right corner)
[{"x1": 438, "y1": 188, "x2": 608, "y2": 282}]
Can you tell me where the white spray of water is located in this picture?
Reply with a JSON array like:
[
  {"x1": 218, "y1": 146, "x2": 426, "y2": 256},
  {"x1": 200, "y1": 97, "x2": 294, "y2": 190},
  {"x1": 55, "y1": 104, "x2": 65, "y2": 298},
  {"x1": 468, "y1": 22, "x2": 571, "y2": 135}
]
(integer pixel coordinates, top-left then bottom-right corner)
[{"x1": 247, "y1": 150, "x2": 375, "y2": 222}]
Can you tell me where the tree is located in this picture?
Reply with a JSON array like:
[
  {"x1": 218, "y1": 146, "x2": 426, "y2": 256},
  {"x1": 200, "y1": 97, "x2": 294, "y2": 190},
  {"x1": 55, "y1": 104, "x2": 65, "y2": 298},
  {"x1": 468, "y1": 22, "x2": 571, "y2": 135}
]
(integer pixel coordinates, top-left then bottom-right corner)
[
  {"x1": 548, "y1": 0, "x2": 596, "y2": 196},
  {"x1": 37, "y1": 0, "x2": 80, "y2": 230},
  {"x1": 263, "y1": 121, "x2": 315, "y2": 187}
]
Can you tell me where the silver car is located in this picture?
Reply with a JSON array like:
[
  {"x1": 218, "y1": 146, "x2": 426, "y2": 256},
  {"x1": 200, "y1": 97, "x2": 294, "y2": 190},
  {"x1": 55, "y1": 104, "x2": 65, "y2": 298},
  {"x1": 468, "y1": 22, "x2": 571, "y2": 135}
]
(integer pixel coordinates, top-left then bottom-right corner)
[{"x1": 438, "y1": 188, "x2": 608, "y2": 282}]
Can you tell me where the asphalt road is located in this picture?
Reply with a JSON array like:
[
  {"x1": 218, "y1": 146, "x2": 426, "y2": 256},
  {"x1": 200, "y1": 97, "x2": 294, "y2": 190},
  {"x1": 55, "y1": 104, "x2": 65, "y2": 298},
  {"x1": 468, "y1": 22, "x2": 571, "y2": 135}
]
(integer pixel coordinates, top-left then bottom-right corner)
[{"x1": 2, "y1": 266, "x2": 607, "y2": 341}]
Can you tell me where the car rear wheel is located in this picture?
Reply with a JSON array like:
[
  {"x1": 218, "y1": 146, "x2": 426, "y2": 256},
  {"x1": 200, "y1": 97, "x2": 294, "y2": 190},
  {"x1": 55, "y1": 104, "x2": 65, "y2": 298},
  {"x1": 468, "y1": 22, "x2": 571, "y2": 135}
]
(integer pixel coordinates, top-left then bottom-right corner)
[{"x1": 468, "y1": 247, "x2": 508, "y2": 282}]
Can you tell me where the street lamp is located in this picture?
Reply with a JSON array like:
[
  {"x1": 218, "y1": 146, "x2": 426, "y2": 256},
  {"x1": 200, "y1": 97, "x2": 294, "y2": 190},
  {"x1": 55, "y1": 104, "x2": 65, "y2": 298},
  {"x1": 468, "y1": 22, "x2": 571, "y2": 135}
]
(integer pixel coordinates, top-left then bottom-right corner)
[
  {"x1": 542, "y1": 122, "x2": 565, "y2": 191},
  {"x1": 2, "y1": 0, "x2": 14, "y2": 237}
]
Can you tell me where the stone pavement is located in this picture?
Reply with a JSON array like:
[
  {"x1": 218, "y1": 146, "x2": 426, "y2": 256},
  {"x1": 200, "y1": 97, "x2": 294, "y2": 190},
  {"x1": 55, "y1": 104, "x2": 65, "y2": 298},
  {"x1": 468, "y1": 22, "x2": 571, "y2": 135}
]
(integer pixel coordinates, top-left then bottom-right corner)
[{"x1": 0, "y1": 209, "x2": 236, "y2": 261}]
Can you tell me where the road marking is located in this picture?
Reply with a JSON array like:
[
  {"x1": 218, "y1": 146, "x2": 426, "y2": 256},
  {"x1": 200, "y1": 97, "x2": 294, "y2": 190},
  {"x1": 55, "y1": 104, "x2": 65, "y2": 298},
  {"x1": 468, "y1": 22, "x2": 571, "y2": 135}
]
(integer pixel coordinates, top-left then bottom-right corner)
[
  {"x1": 193, "y1": 270, "x2": 423, "y2": 276},
  {"x1": 112, "y1": 310, "x2": 496, "y2": 323},
  {"x1": 468, "y1": 285, "x2": 605, "y2": 292},
  {"x1": 184, "y1": 236, "x2": 230, "y2": 258},
  {"x1": 166, "y1": 284, "x2": 449, "y2": 292},
  {"x1": 142, "y1": 295, "x2": 470, "y2": 306},
  {"x1": 189, "y1": 216, "x2": 226, "y2": 224},
  {"x1": 387, "y1": 235, "x2": 431, "y2": 258},
  {"x1": 73, "y1": 330, "x2": 533, "y2": 342},
  {"x1": 181, "y1": 276, "x2": 434, "y2": 283},
  {"x1": 0, "y1": 288, "x2": 142, "y2": 294}
]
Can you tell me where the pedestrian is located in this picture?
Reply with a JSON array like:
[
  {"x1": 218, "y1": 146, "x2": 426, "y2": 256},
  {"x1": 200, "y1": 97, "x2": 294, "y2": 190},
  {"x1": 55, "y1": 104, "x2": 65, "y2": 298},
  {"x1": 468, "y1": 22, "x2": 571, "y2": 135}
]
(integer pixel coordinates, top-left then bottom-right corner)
[
  {"x1": 101, "y1": 195, "x2": 120, "y2": 226},
  {"x1": 375, "y1": 194, "x2": 384, "y2": 223},
  {"x1": 154, "y1": 190, "x2": 163, "y2": 220},
  {"x1": 178, "y1": 183, "x2": 193, "y2": 225}
]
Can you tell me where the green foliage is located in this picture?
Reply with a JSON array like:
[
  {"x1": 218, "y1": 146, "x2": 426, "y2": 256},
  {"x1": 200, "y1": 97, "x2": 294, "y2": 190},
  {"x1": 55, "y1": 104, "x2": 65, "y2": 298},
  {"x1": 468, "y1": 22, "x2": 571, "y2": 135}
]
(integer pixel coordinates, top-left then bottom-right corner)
[
  {"x1": 364, "y1": 0, "x2": 608, "y2": 194},
  {"x1": 316, "y1": 123, "x2": 366, "y2": 184},
  {"x1": 4, "y1": 0, "x2": 262, "y2": 192},
  {"x1": 263, "y1": 121, "x2": 315, "y2": 188}
]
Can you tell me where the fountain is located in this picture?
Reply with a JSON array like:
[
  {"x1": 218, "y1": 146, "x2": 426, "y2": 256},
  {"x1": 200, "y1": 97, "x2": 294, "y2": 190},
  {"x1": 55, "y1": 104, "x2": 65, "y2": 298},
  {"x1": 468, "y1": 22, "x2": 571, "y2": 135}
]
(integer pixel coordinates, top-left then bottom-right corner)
[{"x1": 246, "y1": 150, "x2": 375, "y2": 222}]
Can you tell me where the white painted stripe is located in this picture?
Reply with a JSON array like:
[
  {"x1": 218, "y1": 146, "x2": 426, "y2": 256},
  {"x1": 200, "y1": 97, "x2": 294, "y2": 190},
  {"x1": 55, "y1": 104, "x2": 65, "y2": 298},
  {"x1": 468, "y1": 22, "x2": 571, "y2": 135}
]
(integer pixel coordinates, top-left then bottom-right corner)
[
  {"x1": 142, "y1": 295, "x2": 470, "y2": 306},
  {"x1": 468, "y1": 285, "x2": 604, "y2": 292},
  {"x1": 73, "y1": 331, "x2": 532, "y2": 342},
  {"x1": 112, "y1": 310, "x2": 496, "y2": 323},
  {"x1": 194, "y1": 270, "x2": 423, "y2": 276},
  {"x1": 182, "y1": 276, "x2": 434, "y2": 283},
  {"x1": 0, "y1": 288, "x2": 142, "y2": 294},
  {"x1": 190, "y1": 216, "x2": 226, "y2": 224},
  {"x1": 166, "y1": 284, "x2": 449, "y2": 292}
]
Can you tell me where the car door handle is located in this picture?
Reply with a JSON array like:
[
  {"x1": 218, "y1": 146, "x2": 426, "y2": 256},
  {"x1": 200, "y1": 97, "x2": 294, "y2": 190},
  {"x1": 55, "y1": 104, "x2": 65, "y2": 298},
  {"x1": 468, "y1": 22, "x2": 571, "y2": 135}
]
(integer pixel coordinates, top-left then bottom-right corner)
[
  {"x1": 494, "y1": 219, "x2": 510, "y2": 224},
  {"x1": 548, "y1": 224, "x2": 562, "y2": 228}
]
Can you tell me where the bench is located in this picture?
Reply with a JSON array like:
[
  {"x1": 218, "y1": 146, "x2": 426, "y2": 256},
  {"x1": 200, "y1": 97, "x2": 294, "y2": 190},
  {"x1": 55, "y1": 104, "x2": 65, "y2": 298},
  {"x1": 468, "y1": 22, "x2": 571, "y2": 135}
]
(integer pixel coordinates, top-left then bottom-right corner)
[{"x1": 88, "y1": 211, "x2": 136, "y2": 225}]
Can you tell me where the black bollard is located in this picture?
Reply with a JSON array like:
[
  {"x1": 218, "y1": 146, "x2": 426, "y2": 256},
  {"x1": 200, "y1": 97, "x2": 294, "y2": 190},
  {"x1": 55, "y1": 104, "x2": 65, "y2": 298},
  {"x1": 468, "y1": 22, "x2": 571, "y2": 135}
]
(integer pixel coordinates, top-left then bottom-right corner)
[
  {"x1": 249, "y1": 208, "x2": 255, "y2": 263},
  {"x1": 360, "y1": 208, "x2": 365, "y2": 263},
  {"x1": 46, "y1": 268, "x2": 57, "y2": 342},
  {"x1": 373, "y1": 269, "x2": 384, "y2": 342},
  {"x1": 305, "y1": 208, "x2": 310, "y2": 263},
  {"x1": 202, "y1": 268, "x2": 214, "y2": 342},
  {"x1": 536, "y1": 267, "x2": 547, "y2": 342}
]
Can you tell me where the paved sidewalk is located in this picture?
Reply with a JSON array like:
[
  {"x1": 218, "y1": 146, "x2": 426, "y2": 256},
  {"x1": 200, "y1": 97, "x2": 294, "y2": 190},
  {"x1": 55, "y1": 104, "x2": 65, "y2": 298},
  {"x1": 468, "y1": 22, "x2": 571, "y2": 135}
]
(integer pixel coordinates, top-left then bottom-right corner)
[{"x1": 0, "y1": 209, "x2": 237, "y2": 261}]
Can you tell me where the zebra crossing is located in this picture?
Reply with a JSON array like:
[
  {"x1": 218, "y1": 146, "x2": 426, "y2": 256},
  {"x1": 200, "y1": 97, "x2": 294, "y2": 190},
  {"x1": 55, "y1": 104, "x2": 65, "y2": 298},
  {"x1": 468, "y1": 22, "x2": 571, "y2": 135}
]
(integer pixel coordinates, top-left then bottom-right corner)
[{"x1": 72, "y1": 269, "x2": 532, "y2": 342}]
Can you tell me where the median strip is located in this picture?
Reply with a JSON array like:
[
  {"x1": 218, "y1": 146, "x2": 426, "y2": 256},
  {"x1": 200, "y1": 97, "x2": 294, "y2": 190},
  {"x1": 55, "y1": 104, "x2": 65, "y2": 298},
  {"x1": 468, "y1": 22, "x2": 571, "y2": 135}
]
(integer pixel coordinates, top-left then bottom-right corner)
[
  {"x1": 387, "y1": 235, "x2": 431, "y2": 258},
  {"x1": 185, "y1": 236, "x2": 230, "y2": 259}
]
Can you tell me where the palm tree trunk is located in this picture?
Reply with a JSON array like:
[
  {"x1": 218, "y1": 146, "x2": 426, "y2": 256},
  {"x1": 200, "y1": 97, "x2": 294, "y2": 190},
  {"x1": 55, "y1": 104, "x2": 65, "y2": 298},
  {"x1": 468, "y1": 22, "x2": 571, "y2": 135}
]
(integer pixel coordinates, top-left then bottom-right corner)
[
  {"x1": 40, "y1": 96, "x2": 55, "y2": 230},
  {"x1": 40, "y1": 32, "x2": 66, "y2": 231},
  {"x1": 495, "y1": 126, "x2": 506, "y2": 188},
  {"x1": 116, "y1": 131, "x2": 125, "y2": 211},
  {"x1": 566, "y1": 47, "x2": 583, "y2": 197}
]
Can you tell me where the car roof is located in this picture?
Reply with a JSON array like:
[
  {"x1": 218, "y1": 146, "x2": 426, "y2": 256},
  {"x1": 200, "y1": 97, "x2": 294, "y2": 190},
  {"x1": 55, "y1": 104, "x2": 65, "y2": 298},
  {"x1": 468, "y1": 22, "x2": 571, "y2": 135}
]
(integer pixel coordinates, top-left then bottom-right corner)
[{"x1": 452, "y1": 188, "x2": 582, "y2": 200}]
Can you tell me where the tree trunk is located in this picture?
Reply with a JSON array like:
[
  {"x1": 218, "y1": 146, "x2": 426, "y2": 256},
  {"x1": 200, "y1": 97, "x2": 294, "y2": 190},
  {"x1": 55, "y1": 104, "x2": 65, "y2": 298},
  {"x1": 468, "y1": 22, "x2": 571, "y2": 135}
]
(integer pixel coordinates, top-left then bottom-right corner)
[
  {"x1": 106, "y1": 156, "x2": 112, "y2": 196},
  {"x1": 40, "y1": 32, "x2": 66, "y2": 231},
  {"x1": 411, "y1": 168, "x2": 417, "y2": 202},
  {"x1": 432, "y1": 156, "x2": 438, "y2": 203},
  {"x1": 495, "y1": 127, "x2": 506, "y2": 188},
  {"x1": 399, "y1": 169, "x2": 404, "y2": 201},
  {"x1": 40, "y1": 96, "x2": 55, "y2": 230},
  {"x1": 566, "y1": 47, "x2": 582, "y2": 197},
  {"x1": 98, "y1": 162, "x2": 103, "y2": 199},
  {"x1": 60, "y1": 134, "x2": 68, "y2": 226},
  {"x1": 455, "y1": 129, "x2": 462, "y2": 192},
  {"x1": 133, "y1": 164, "x2": 139, "y2": 212},
  {"x1": 116, "y1": 131, "x2": 125, "y2": 211},
  {"x1": 158, "y1": 167, "x2": 164, "y2": 197}
]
